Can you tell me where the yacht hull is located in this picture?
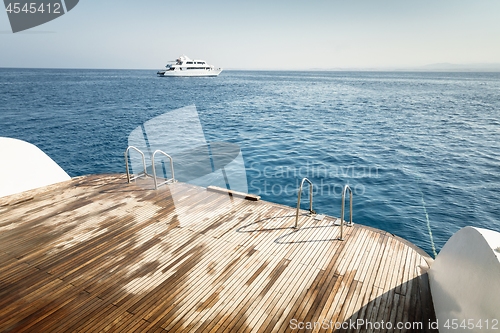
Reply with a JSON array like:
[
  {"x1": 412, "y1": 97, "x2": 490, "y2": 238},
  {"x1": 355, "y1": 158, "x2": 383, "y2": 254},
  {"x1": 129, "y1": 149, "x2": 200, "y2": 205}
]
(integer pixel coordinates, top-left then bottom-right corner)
[{"x1": 157, "y1": 69, "x2": 222, "y2": 77}]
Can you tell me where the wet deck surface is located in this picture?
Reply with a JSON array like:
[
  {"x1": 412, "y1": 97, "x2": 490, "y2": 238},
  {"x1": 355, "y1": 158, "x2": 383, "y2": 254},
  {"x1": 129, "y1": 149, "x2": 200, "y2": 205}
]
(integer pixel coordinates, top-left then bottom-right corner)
[{"x1": 0, "y1": 174, "x2": 436, "y2": 332}]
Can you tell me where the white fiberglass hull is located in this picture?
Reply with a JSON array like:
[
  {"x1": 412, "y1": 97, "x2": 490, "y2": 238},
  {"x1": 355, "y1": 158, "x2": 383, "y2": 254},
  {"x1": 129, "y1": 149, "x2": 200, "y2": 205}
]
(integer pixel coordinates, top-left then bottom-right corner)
[{"x1": 157, "y1": 69, "x2": 222, "y2": 77}]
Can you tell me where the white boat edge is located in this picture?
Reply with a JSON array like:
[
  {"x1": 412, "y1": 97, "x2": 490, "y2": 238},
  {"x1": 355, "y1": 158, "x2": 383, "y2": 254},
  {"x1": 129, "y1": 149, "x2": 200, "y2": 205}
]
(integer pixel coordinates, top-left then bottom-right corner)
[
  {"x1": 0, "y1": 137, "x2": 71, "y2": 198},
  {"x1": 428, "y1": 226, "x2": 500, "y2": 333}
]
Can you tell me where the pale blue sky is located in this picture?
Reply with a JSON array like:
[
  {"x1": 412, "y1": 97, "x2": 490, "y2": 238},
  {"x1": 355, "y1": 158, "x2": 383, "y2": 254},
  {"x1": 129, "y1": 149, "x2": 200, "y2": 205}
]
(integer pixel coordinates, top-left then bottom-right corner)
[{"x1": 1, "y1": 0, "x2": 499, "y2": 69}]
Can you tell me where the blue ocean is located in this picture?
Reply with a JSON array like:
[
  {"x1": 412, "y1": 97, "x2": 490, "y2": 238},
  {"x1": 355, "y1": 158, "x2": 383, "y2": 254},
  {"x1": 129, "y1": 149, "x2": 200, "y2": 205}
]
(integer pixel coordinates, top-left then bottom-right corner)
[{"x1": 1, "y1": 68, "x2": 499, "y2": 256}]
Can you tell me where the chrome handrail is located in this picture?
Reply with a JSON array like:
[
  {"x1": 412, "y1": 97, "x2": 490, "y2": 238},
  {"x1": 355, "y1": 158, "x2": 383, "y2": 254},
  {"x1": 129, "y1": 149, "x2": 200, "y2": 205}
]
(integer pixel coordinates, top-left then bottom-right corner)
[
  {"x1": 339, "y1": 184, "x2": 353, "y2": 241},
  {"x1": 151, "y1": 149, "x2": 176, "y2": 189},
  {"x1": 294, "y1": 178, "x2": 316, "y2": 229},
  {"x1": 124, "y1": 146, "x2": 148, "y2": 183}
]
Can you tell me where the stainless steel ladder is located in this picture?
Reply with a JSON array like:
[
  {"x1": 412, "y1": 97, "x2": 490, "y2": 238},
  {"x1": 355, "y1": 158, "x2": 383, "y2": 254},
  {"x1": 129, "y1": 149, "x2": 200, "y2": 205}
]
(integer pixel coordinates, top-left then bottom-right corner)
[
  {"x1": 338, "y1": 184, "x2": 353, "y2": 241},
  {"x1": 294, "y1": 178, "x2": 316, "y2": 229},
  {"x1": 124, "y1": 146, "x2": 176, "y2": 189},
  {"x1": 151, "y1": 149, "x2": 176, "y2": 189},
  {"x1": 125, "y1": 146, "x2": 149, "y2": 183}
]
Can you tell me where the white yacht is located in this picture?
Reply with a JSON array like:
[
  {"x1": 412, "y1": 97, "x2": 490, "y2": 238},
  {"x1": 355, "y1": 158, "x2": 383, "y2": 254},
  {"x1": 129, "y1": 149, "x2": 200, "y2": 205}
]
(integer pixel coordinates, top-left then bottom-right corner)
[{"x1": 157, "y1": 55, "x2": 222, "y2": 77}]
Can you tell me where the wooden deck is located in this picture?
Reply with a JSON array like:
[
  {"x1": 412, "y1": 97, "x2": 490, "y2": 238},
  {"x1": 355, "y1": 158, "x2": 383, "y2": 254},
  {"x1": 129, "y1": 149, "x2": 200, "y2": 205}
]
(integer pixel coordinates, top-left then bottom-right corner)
[{"x1": 0, "y1": 174, "x2": 436, "y2": 332}]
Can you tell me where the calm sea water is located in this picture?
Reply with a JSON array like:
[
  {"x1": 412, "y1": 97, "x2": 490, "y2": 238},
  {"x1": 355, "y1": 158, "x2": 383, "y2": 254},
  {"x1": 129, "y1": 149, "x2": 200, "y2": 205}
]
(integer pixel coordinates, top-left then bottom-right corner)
[{"x1": 1, "y1": 68, "x2": 499, "y2": 256}]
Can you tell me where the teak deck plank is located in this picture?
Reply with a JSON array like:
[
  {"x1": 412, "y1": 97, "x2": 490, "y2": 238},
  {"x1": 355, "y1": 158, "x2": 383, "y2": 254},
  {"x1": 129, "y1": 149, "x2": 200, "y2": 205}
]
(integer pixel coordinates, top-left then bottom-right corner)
[
  {"x1": 0, "y1": 174, "x2": 437, "y2": 332},
  {"x1": 188, "y1": 209, "x2": 307, "y2": 332}
]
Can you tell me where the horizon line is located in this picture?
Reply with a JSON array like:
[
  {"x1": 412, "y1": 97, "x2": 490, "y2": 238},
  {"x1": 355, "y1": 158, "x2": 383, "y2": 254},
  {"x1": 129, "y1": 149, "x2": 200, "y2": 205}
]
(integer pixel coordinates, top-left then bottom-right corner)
[{"x1": 1, "y1": 65, "x2": 500, "y2": 72}]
